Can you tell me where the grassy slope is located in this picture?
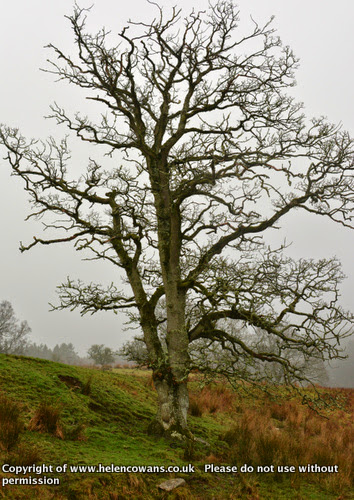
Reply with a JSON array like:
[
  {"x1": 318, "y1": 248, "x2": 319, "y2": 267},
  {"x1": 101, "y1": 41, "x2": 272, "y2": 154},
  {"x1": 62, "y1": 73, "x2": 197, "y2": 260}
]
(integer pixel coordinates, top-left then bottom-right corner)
[{"x1": 0, "y1": 354, "x2": 352, "y2": 499}]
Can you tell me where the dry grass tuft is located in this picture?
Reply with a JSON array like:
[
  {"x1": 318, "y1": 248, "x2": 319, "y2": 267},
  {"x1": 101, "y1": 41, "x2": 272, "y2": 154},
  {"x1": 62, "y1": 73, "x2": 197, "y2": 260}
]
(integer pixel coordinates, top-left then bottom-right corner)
[
  {"x1": 222, "y1": 394, "x2": 353, "y2": 492},
  {"x1": 81, "y1": 374, "x2": 94, "y2": 396},
  {"x1": 6, "y1": 442, "x2": 42, "y2": 466},
  {"x1": 189, "y1": 383, "x2": 235, "y2": 415},
  {"x1": 28, "y1": 402, "x2": 64, "y2": 439},
  {"x1": 145, "y1": 374, "x2": 155, "y2": 389},
  {"x1": 0, "y1": 394, "x2": 24, "y2": 451},
  {"x1": 189, "y1": 398, "x2": 203, "y2": 417}
]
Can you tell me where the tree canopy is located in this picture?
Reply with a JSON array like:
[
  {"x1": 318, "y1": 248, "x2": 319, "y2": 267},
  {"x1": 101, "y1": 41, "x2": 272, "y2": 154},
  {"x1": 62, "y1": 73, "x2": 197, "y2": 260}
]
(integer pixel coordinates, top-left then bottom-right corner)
[{"x1": 1, "y1": 1, "x2": 353, "y2": 436}]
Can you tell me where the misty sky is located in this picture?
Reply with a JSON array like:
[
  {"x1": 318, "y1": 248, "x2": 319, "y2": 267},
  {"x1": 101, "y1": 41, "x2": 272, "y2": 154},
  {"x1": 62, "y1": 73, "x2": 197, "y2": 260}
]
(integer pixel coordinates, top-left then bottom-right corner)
[{"x1": 1, "y1": 0, "x2": 353, "y2": 357}]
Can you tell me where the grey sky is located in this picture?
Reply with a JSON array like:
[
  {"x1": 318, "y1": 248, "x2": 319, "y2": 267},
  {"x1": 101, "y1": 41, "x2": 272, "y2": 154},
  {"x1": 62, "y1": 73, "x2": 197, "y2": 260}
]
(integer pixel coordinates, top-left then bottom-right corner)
[{"x1": 1, "y1": 0, "x2": 353, "y2": 356}]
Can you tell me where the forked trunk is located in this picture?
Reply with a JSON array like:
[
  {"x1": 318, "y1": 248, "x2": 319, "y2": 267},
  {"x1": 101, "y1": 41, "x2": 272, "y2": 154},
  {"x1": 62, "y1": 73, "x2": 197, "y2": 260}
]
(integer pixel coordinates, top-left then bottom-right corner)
[{"x1": 148, "y1": 371, "x2": 190, "y2": 438}]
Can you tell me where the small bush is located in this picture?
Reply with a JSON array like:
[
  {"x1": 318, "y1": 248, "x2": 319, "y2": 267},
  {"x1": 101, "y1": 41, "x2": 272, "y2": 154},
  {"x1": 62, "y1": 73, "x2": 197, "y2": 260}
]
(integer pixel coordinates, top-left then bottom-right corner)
[
  {"x1": 28, "y1": 402, "x2": 64, "y2": 439},
  {"x1": 0, "y1": 394, "x2": 23, "y2": 451}
]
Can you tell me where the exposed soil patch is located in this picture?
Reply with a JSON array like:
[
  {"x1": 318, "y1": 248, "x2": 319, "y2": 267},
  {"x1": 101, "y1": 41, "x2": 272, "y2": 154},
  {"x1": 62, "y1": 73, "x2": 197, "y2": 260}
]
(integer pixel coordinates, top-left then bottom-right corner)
[{"x1": 58, "y1": 375, "x2": 83, "y2": 390}]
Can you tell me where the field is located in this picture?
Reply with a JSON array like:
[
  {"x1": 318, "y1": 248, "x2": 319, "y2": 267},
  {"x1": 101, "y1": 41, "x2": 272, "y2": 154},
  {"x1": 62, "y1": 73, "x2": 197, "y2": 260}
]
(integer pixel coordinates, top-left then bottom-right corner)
[{"x1": 0, "y1": 353, "x2": 352, "y2": 499}]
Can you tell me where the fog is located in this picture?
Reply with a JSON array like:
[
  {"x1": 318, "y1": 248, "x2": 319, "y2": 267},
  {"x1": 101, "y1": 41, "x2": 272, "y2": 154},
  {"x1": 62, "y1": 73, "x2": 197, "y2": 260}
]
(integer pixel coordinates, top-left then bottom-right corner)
[{"x1": 0, "y1": 1, "x2": 353, "y2": 385}]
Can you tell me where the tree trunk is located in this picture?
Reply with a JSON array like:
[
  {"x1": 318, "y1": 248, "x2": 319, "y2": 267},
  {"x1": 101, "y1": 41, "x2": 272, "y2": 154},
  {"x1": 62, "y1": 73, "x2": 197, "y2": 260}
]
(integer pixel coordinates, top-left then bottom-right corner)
[
  {"x1": 150, "y1": 286, "x2": 191, "y2": 437},
  {"x1": 139, "y1": 296, "x2": 191, "y2": 438},
  {"x1": 148, "y1": 370, "x2": 190, "y2": 438}
]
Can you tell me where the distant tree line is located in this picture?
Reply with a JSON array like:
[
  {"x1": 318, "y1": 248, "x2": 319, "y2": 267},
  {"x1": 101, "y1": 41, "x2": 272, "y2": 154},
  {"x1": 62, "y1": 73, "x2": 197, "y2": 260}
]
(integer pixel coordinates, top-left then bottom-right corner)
[
  {"x1": 23, "y1": 341, "x2": 85, "y2": 365},
  {"x1": 23, "y1": 342, "x2": 122, "y2": 367},
  {"x1": 0, "y1": 299, "x2": 121, "y2": 366},
  {"x1": 1, "y1": 299, "x2": 351, "y2": 385}
]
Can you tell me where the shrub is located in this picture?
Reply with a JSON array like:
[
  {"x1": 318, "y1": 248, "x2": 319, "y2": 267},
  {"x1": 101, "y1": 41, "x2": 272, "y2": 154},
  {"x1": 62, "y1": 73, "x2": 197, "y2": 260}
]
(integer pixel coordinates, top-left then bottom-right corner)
[{"x1": 0, "y1": 394, "x2": 23, "y2": 451}]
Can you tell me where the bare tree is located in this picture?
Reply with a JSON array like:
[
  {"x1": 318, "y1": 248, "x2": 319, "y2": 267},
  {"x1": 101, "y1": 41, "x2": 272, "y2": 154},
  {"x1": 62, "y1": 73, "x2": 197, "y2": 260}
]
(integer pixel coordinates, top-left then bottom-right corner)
[
  {"x1": 0, "y1": 301, "x2": 31, "y2": 354},
  {"x1": 1, "y1": 2, "x2": 353, "y2": 437}
]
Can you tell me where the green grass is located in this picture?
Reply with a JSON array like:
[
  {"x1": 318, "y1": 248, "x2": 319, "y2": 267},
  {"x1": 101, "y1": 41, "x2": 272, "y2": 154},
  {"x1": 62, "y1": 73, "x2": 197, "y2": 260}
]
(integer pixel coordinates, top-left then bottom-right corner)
[{"x1": 0, "y1": 353, "x2": 352, "y2": 499}]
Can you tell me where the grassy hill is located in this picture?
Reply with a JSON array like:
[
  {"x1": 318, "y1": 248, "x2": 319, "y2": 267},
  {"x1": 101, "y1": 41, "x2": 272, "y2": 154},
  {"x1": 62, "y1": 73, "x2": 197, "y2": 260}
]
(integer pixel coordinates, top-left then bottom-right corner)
[{"x1": 0, "y1": 354, "x2": 352, "y2": 499}]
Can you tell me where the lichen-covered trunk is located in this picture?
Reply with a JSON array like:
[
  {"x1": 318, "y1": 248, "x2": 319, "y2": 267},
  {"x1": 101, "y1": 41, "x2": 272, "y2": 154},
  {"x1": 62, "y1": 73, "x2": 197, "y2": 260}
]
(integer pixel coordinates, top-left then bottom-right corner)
[
  {"x1": 147, "y1": 159, "x2": 191, "y2": 436},
  {"x1": 146, "y1": 274, "x2": 190, "y2": 437},
  {"x1": 148, "y1": 297, "x2": 191, "y2": 437},
  {"x1": 149, "y1": 372, "x2": 189, "y2": 436}
]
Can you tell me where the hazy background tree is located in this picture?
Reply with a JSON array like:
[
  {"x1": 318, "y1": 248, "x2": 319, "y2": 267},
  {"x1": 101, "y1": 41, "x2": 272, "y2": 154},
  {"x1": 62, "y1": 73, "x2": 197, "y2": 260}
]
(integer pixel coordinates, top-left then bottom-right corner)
[
  {"x1": 23, "y1": 342, "x2": 53, "y2": 360},
  {"x1": 51, "y1": 342, "x2": 81, "y2": 365},
  {"x1": 1, "y1": 2, "x2": 353, "y2": 436},
  {"x1": 120, "y1": 323, "x2": 330, "y2": 387},
  {"x1": 0, "y1": 300, "x2": 30, "y2": 355},
  {"x1": 120, "y1": 337, "x2": 152, "y2": 367},
  {"x1": 21, "y1": 341, "x2": 89, "y2": 365},
  {"x1": 187, "y1": 324, "x2": 331, "y2": 388},
  {"x1": 87, "y1": 344, "x2": 116, "y2": 366},
  {"x1": 23, "y1": 342, "x2": 53, "y2": 361}
]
